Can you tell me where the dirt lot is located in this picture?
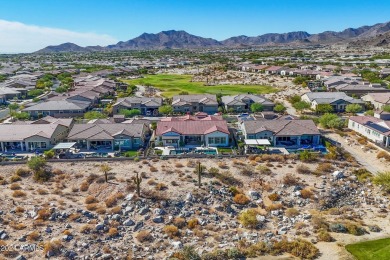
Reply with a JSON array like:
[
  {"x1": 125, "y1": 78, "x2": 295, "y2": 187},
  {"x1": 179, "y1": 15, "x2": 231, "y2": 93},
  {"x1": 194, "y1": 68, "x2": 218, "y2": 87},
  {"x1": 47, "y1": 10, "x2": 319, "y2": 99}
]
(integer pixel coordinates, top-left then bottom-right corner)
[{"x1": 0, "y1": 156, "x2": 388, "y2": 259}]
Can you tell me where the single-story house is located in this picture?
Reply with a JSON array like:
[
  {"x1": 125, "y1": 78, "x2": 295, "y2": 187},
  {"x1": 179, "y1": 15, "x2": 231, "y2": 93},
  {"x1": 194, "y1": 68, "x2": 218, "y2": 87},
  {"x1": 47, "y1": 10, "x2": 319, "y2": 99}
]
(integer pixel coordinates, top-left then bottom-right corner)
[
  {"x1": 301, "y1": 92, "x2": 364, "y2": 112},
  {"x1": 23, "y1": 100, "x2": 91, "y2": 118},
  {"x1": 172, "y1": 94, "x2": 218, "y2": 114},
  {"x1": 0, "y1": 87, "x2": 22, "y2": 103},
  {"x1": 221, "y1": 94, "x2": 275, "y2": 112},
  {"x1": 155, "y1": 115, "x2": 229, "y2": 147},
  {"x1": 361, "y1": 93, "x2": 390, "y2": 110},
  {"x1": 241, "y1": 119, "x2": 321, "y2": 147},
  {"x1": 67, "y1": 123, "x2": 149, "y2": 151},
  {"x1": 113, "y1": 97, "x2": 163, "y2": 116},
  {"x1": 348, "y1": 115, "x2": 390, "y2": 147},
  {"x1": 0, "y1": 122, "x2": 69, "y2": 152}
]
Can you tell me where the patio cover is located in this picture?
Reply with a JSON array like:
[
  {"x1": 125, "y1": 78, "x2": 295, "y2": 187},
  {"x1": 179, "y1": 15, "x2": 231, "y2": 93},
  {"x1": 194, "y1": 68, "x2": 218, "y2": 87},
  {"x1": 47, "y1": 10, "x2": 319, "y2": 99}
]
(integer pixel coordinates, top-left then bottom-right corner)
[
  {"x1": 52, "y1": 142, "x2": 77, "y2": 150},
  {"x1": 244, "y1": 139, "x2": 271, "y2": 146}
]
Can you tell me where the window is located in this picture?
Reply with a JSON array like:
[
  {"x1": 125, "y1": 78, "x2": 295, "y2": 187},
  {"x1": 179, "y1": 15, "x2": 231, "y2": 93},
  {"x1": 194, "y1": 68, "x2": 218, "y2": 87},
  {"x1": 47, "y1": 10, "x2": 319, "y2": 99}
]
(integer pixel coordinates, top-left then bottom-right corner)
[{"x1": 209, "y1": 137, "x2": 214, "y2": 144}]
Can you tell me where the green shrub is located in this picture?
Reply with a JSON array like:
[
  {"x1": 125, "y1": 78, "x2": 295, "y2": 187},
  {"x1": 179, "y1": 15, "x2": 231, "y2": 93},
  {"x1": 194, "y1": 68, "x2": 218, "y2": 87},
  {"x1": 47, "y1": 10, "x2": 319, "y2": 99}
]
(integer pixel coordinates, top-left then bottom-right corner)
[
  {"x1": 372, "y1": 171, "x2": 390, "y2": 192},
  {"x1": 238, "y1": 209, "x2": 259, "y2": 228}
]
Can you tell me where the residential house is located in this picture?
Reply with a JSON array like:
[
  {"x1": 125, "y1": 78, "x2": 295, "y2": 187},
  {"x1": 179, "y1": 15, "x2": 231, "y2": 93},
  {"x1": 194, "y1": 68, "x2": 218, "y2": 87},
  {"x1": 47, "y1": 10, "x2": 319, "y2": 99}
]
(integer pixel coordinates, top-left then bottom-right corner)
[
  {"x1": 172, "y1": 94, "x2": 218, "y2": 114},
  {"x1": 221, "y1": 94, "x2": 275, "y2": 112},
  {"x1": 361, "y1": 93, "x2": 390, "y2": 110},
  {"x1": 67, "y1": 123, "x2": 149, "y2": 151},
  {"x1": 265, "y1": 66, "x2": 284, "y2": 75},
  {"x1": 241, "y1": 119, "x2": 321, "y2": 147},
  {"x1": 301, "y1": 92, "x2": 364, "y2": 112},
  {"x1": 155, "y1": 114, "x2": 229, "y2": 147},
  {"x1": 113, "y1": 97, "x2": 163, "y2": 116},
  {"x1": 0, "y1": 117, "x2": 72, "y2": 151},
  {"x1": 348, "y1": 115, "x2": 390, "y2": 147},
  {"x1": 0, "y1": 87, "x2": 22, "y2": 103},
  {"x1": 23, "y1": 100, "x2": 91, "y2": 118}
]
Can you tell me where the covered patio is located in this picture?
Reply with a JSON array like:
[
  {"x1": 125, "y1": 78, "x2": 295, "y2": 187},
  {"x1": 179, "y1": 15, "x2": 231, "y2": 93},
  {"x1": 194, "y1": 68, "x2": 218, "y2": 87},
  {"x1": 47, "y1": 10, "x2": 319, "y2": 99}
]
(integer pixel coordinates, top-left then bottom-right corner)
[{"x1": 244, "y1": 139, "x2": 271, "y2": 154}]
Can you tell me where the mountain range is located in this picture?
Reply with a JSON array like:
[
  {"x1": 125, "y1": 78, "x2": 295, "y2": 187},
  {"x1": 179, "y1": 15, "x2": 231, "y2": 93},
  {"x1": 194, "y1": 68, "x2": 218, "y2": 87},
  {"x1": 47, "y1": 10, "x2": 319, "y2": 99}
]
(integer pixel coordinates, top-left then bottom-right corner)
[{"x1": 35, "y1": 21, "x2": 390, "y2": 53}]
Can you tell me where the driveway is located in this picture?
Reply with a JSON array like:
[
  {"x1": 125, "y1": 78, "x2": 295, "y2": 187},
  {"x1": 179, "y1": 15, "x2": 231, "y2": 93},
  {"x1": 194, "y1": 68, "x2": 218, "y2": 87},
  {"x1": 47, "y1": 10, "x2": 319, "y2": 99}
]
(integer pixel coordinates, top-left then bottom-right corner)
[{"x1": 322, "y1": 131, "x2": 389, "y2": 174}]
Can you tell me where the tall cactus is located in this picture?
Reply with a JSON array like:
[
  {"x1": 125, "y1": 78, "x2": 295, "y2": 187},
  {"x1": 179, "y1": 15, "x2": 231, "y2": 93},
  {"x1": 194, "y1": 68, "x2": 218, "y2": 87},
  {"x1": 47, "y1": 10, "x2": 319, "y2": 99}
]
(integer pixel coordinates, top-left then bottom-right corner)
[
  {"x1": 197, "y1": 162, "x2": 202, "y2": 188},
  {"x1": 133, "y1": 172, "x2": 142, "y2": 197}
]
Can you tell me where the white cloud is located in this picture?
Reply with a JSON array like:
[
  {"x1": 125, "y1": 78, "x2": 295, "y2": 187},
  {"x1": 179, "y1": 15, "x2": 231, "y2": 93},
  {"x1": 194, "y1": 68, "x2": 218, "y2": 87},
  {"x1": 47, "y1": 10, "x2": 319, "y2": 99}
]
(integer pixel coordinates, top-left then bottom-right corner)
[{"x1": 0, "y1": 19, "x2": 117, "y2": 53}]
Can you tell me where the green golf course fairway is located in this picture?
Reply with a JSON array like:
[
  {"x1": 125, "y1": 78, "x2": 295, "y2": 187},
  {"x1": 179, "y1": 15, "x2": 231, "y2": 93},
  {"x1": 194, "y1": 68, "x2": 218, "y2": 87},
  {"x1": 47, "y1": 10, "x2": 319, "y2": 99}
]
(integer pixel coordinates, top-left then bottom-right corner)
[
  {"x1": 345, "y1": 238, "x2": 390, "y2": 260},
  {"x1": 123, "y1": 74, "x2": 278, "y2": 97}
]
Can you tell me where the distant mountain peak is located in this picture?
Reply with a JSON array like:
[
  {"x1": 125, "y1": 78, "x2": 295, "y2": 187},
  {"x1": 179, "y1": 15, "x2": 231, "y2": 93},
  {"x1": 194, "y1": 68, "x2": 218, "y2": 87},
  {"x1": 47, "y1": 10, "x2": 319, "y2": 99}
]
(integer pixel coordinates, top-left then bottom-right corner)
[{"x1": 34, "y1": 20, "x2": 390, "y2": 53}]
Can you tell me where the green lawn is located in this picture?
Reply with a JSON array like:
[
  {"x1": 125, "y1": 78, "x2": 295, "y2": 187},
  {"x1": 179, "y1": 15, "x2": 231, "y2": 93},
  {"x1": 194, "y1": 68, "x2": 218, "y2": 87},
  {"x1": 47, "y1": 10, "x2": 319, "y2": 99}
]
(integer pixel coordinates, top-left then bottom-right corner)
[
  {"x1": 123, "y1": 74, "x2": 278, "y2": 97},
  {"x1": 345, "y1": 238, "x2": 390, "y2": 260}
]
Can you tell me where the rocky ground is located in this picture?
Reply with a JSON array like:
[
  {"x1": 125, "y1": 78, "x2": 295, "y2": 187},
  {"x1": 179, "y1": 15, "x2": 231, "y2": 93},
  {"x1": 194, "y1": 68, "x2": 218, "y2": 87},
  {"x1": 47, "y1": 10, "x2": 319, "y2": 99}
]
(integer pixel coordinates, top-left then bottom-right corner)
[{"x1": 0, "y1": 156, "x2": 389, "y2": 260}]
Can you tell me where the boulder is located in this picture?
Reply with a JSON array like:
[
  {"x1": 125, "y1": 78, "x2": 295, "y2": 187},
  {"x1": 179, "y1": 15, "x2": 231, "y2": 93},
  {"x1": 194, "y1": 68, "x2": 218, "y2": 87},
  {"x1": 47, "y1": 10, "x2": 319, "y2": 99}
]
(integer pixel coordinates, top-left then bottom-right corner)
[
  {"x1": 172, "y1": 241, "x2": 183, "y2": 249},
  {"x1": 248, "y1": 191, "x2": 261, "y2": 200},
  {"x1": 123, "y1": 219, "x2": 135, "y2": 226}
]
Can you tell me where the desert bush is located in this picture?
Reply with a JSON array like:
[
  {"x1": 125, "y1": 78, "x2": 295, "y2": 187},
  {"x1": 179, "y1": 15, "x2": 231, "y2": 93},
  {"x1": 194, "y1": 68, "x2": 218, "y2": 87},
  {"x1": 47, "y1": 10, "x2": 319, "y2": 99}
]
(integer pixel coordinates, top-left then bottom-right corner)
[
  {"x1": 229, "y1": 186, "x2": 241, "y2": 196},
  {"x1": 357, "y1": 137, "x2": 367, "y2": 145},
  {"x1": 173, "y1": 217, "x2": 186, "y2": 228},
  {"x1": 372, "y1": 171, "x2": 390, "y2": 192},
  {"x1": 80, "y1": 224, "x2": 93, "y2": 234},
  {"x1": 79, "y1": 181, "x2": 90, "y2": 191},
  {"x1": 265, "y1": 203, "x2": 283, "y2": 211},
  {"x1": 105, "y1": 192, "x2": 124, "y2": 207},
  {"x1": 10, "y1": 183, "x2": 21, "y2": 190},
  {"x1": 352, "y1": 168, "x2": 372, "y2": 182},
  {"x1": 296, "y1": 164, "x2": 311, "y2": 174},
  {"x1": 256, "y1": 165, "x2": 272, "y2": 174},
  {"x1": 317, "y1": 229, "x2": 333, "y2": 242},
  {"x1": 312, "y1": 216, "x2": 329, "y2": 231},
  {"x1": 233, "y1": 194, "x2": 250, "y2": 204},
  {"x1": 85, "y1": 195, "x2": 97, "y2": 204},
  {"x1": 147, "y1": 178, "x2": 157, "y2": 185},
  {"x1": 217, "y1": 161, "x2": 228, "y2": 169},
  {"x1": 110, "y1": 206, "x2": 122, "y2": 214},
  {"x1": 12, "y1": 190, "x2": 26, "y2": 198},
  {"x1": 95, "y1": 207, "x2": 106, "y2": 215},
  {"x1": 10, "y1": 175, "x2": 21, "y2": 182},
  {"x1": 210, "y1": 170, "x2": 242, "y2": 186},
  {"x1": 37, "y1": 208, "x2": 51, "y2": 220},
  {"x1": 86, "y1": 203, "x2": 98, "y2": 211},
  {"x1": 163, "y1": 225, "x2": 180, "y2": 238},
  {"x1": 15, "y1": 206, "x2": 25, "y2": 213},
  {"x1": 282, "y1": 173, "x2": 299, "y2": 186},
  {"x1": 136, "y1": 230, "x2": 153, "y2": 243},
  {"x1": 316, "y1": 163, "x2": 334, "y2": 173},
  {"x1": 37, "y1": 188, "x2": 48, "y2": 195},
  {"x1": 240, "y1": 167, "x2": 253, "y2": 176},
  {"x1": 345, "y1": 222, "x2": 367, "y2": 236},
  {"x1": 285, "y1": 208, "x2": 299, "y2": 217},
  {"x1": 15, "y1": 167, "x2": 31, "y2": 177},
  {"x1": 10, "y1": 222, "x2": 27, "y2": 230},
  {"x1": 43, "y1": 240, "x2": 62, "y2": 257},
  {"x1": 33, "y1": 169, "x2": 52, "y2": 182},
  {"x1": 299, "y1": 150, "x2": 317, "y2": 162},
  {"x1": 377, "y1": 151, "x2": 390, "y2": 161},
  {"x1": 300, "y1": 188, "x2": 313, "y2": 199},
  {"x1": 268, "y1": 193, "x2": 280, "y2": 201},
  {"x1": 175, "y1": 162, "x2": 184, "y2": 168},
  {"x1": 187, "y1": 218, "x2": 199, "y2": 229},
  {"x1": 172, "y1": 246, "x2": 201, "y2": 260},
  {"x1": 155, "y1": 182, "x2": 168, "y2": 190},
  {"x1": 27, "y1": 231, "x2": 40, "y2": 242},
  {"x1": 108, "y1": 227, "x2": 119, "y2": 237},
  {"x1": 238, "y1": 209, "x2": 259, "y2": 229}
]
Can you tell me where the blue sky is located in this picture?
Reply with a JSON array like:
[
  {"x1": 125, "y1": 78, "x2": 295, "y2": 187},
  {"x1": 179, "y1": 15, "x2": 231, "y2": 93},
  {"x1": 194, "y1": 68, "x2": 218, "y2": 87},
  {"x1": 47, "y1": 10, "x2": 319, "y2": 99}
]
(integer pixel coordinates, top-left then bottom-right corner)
[{"x1": 0, "y1": 0, "x2": 390, "y2": 52}]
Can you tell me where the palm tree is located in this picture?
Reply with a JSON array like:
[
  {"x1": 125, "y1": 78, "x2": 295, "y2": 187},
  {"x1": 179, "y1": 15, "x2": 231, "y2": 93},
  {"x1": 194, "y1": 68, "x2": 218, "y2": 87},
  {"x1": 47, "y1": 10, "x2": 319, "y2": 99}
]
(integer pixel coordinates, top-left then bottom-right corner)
[{"x1": 100, "y1": 163, "x2": 112, "y2": 183}]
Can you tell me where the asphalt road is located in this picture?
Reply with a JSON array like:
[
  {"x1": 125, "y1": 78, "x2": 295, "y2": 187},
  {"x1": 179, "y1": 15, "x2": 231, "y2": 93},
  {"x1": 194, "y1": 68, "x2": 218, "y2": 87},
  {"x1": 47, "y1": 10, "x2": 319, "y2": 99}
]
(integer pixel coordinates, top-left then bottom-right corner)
[{"x1": 0, "y1": 108, "x2": 9, "y2": 120}]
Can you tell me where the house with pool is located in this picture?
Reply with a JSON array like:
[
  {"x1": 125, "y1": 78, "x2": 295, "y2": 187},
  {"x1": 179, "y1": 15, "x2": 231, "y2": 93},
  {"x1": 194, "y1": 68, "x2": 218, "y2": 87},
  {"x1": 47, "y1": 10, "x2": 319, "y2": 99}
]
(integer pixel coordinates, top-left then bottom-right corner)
[
  {"x1": 67, "y1": 122, "x2": 149, "y2": 151},
  {"x1": 240, "y1": 119, "x2": 321, "y2": 148},
  {"x1": 155, "y1": 114, "x2": 230, "y2": 147}
]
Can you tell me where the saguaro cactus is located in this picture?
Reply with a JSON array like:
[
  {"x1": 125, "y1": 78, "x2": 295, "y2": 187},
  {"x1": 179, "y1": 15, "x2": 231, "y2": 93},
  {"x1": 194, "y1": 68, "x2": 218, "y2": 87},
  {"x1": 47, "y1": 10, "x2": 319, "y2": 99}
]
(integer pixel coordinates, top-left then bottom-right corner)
[
  {"x1": 197, "y1": 162, "x2": 203, "y2": 188},
  {"x1": 133, "y1": 172, "x2": 142, "y2": 197}
]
